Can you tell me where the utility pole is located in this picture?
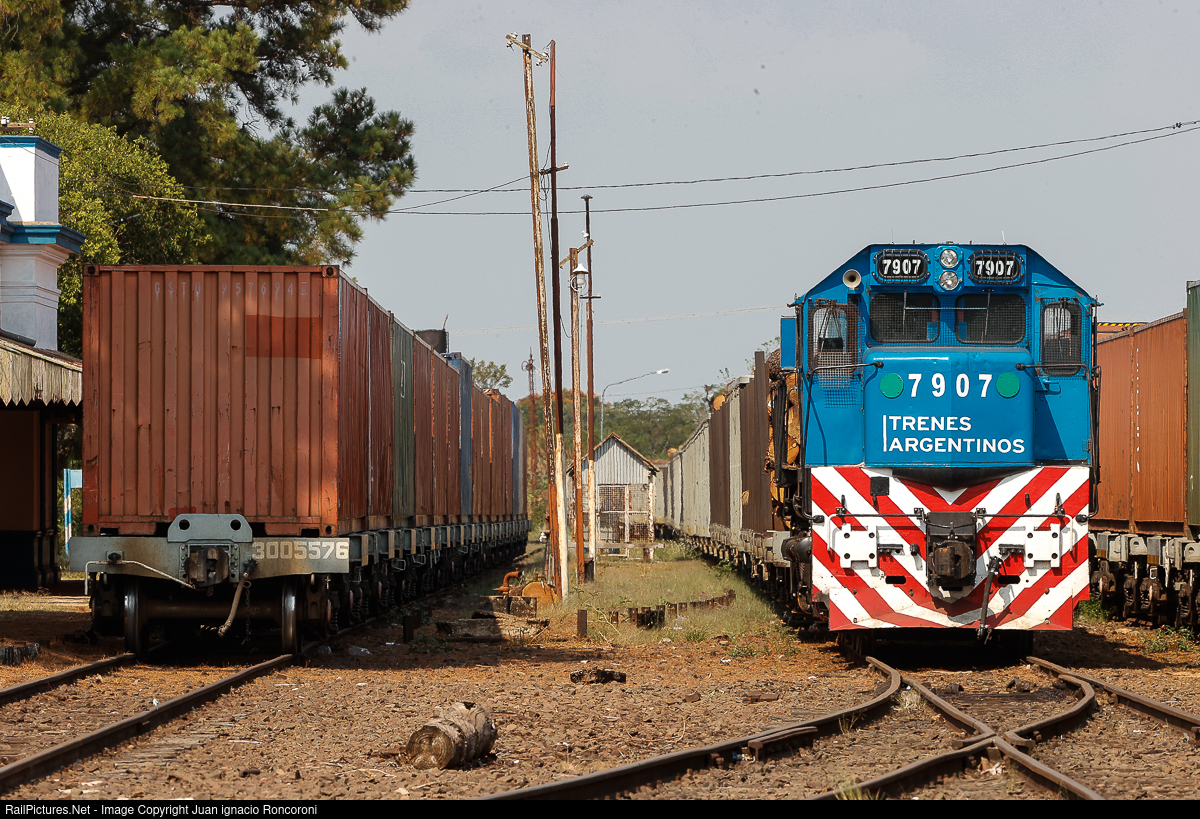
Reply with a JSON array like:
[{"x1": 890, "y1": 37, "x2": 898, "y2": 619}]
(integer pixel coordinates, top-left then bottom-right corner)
[
  {"x1": 549, "y1": 41, "x2": 565, "y2": 443},
  {"x1": 507, "y1": 33, "x2": 566, "y2": 599},
  {"x1": 560, "y1": 238, "x2": 592, "y2": 584},
  {"x1": 569, "y1": 247, "x2": 585, "y2": 583},
  {"x1": 521, "y1": 351, "x2": 538, "y2": 522},
  {"x1": 582, "y1": 195, "x2": 598, "y2": 572}
]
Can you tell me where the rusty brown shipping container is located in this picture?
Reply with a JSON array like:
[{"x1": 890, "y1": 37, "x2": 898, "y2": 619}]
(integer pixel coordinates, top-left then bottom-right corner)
[
  {"x1": 82, "y1": 265, "x2": 396, "y2": 537},
  {"x1": 1093, "y1": 312, "x2": 1188, "y2": 535}
]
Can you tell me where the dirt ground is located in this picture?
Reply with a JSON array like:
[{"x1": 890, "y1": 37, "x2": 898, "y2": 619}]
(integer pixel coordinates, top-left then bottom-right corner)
[{"x1": 1, "y1": 577, "x2": 1198, "y2": 800}]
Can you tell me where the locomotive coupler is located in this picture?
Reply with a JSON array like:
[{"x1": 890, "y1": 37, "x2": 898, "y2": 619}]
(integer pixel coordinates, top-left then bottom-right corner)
[{"x1": 925, "y1": 511, "x2": 978, "y2": 590}]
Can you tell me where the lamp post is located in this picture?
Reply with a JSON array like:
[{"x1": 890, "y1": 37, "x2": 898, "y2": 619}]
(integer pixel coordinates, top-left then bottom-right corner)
[{"x1": 600, "y1": 369, "x2": 669, "y2": 439}]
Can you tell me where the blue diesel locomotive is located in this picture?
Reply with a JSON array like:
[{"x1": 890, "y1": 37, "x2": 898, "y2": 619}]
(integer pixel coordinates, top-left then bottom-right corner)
[{"x1": 776, "y1": 243, "x2": 1098, "y2": 640}]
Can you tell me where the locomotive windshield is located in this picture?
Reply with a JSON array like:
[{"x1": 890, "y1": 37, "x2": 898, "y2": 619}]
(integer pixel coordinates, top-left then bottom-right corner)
[
  {"x1": 868, "y1": 291, "x2": 939, "y2": 343},
  {"x1": 954, "y1": 293, "x2": 1026, "y2": 344}
]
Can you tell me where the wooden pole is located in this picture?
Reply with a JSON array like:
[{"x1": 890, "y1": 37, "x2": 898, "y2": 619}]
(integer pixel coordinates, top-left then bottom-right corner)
[{"x1": 510, "y1": 33, "x2": 561, "y2": 599}]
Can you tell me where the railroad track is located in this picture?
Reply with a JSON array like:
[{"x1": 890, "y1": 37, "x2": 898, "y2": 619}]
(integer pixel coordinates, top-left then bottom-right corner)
[
  {"x1": 0, "y1": 611, "x2": 394, "y2": 795},
  {"x1": 488, "y1": 655, "x2": 1200, "y2": 800}
]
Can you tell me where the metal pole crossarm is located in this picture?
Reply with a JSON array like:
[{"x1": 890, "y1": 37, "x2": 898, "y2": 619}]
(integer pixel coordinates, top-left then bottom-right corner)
[
  {"x1": 505, "y1": 34, "x2": 548, "y2": 63},
  {"x1": 539, "y1": 164, "x2": 570, "y2": 175}
]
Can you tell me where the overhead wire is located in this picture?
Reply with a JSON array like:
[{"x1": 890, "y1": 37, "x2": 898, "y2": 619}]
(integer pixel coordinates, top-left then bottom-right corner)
[
  {"x1": 60, "y1": 118, "x2": 1198, "y2": 196},
  {"x1": 79, "y1": 119, "x2": 1195, "y2": 218}
]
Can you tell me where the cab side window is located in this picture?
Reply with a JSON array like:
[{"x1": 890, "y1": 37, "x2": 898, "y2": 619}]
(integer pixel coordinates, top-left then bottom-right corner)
[{"x1": 1041, "y1": 301, "x2": 1082, "y2": 375}]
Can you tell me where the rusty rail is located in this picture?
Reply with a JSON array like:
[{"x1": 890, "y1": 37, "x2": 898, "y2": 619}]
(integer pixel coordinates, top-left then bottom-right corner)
[
  {"x1": 0, "y1": 650, "x2": 302, "y2": 794},
  {"x1": 0, "y1": 653, "x2": 135, "y2": 708},
  {"x1": 486, "y1": 655, "x2": 901, "y2": 800},
  {"x1": 0, "y1": 609, "x2": 393, "y2": 794},
  {"x1": 810, "y1": 665, "x2": 1103, "y2": 800},
  {"x1": 1028, "y1": 655, "x2": 1200, "y2": 744}
]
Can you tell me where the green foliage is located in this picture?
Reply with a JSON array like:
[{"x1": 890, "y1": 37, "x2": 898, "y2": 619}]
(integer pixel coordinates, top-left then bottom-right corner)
[
  {"x1": 469, "y1": 359, "x2": 513, "y2": 391},
  {"x1": 0, "y1": 0, "x2": 416, "y2": 267},
  {"x1": 1074, "y1": 598, "x2": 1107, "y2": 625},
  {"x1": 601, "y1": 395, "x2": 708, "y2": 461},
  {"x1": 0, "y1": 106, "x2": 208, "y2": 356},
  {"x1": 1145, "y1": 627, "x2": 1195, "y2": 653}
]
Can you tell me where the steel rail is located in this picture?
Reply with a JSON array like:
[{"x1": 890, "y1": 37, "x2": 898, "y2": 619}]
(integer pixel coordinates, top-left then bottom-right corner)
[
  {"x1": 485, "y1": 656, "x2": 902, "y2": 800},
  {"x1": 811, "y1": 668, "x2": 1102, "y2": 800},
  {"x1": 0, "y1": 649, "x2": 310, "y2": 794},
  {"x1": 1028, "y1": 655, "x2": 1200, "y2": 744},
  {"x1": 1003, "y1": 675, "x2": 1096, "y2": 750},
  {"x1": 0, "y1": 653, "x2": 135, "y2": 708}
]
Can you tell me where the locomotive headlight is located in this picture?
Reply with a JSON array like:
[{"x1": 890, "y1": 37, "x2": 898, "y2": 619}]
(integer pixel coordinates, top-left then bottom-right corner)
[
  {"x1": 938, "y1": 270, "x2": 960, "y2": 290},
  {"x1": 939, "y1": 248, "x2": 959, "y2": 268}
]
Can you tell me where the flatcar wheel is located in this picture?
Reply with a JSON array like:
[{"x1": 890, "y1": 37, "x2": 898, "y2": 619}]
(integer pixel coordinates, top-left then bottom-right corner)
[
  {"x1": 123, "y1": 578, "x2": 150, "y2": 658},
  {"x1": 281, "y1": 580, "x2": 300, "y2": 655}
]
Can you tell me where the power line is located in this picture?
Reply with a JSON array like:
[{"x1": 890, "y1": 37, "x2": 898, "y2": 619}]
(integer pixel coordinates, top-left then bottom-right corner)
[
  {"x1": 458, "y1": 305, "x2": 785, "y2": 336},
  {"x1": 397, "y1": 124, "x2": 1200, "y2": 216},
  {"x1": 62, "y1": 118, "x2": 1197, "y2": 196},
  {"x1": 72, "y1": 121, "x2": 1200, "y2": 218}
]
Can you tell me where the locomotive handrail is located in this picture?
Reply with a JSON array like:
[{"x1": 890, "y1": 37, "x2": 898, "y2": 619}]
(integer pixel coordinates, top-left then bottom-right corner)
[{"x1": 805, "y1": 361, "x2": 884, "y2": 375}]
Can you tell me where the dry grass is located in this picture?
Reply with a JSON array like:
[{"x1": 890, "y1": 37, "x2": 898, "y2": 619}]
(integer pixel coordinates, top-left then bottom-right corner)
[
  {"x1": 536, "y1": 543, "x2": 796, "y2": 649},
  {"x1": 0, "y1": 591, "x2": 88, "y2": 612}
]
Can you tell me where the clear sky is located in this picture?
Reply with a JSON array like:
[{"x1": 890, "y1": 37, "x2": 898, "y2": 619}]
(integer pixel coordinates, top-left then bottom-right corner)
[{"x1": 294, "y1": 0, "x2": 1200, "y2": 404}]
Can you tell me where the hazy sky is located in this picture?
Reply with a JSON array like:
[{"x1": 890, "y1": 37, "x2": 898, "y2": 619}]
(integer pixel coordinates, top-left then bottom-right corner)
[{"x1": 294, "y1": 1, "x2": 1200, "y2": 404}]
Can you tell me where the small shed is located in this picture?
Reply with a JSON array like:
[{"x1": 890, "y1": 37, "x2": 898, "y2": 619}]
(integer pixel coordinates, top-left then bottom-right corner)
[{"x1": 571, "y1": 433, "x2": 658, "y2": 552}]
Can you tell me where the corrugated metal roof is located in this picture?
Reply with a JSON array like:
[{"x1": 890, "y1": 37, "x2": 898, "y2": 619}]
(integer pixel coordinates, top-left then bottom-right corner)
[
  {"x1": 576, "y1": 433, "x2": 657, "y2": 486},
  {"x1": 0, "y1": 338, "x2": 81, "y2": 406}
]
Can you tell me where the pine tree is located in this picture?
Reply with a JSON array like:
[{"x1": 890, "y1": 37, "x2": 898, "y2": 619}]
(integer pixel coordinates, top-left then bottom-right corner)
[{"x1": 0, "y1": 1, "x2": 415, "y2": 265}]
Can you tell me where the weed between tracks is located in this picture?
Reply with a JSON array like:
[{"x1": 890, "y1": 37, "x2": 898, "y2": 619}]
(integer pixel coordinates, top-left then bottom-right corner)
[
  {"x1": 538, "y1": 543, "x2": 801, "y2": 652},
  {"x1": 1144, "y1": 626, "x2": 1197, "y2": 654}
]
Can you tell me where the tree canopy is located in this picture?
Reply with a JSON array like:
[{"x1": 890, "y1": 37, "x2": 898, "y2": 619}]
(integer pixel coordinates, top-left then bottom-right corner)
[
  {"x1": 468, "y1": 359, "x2": 513, "y2": 392},
  {"x1": 0, "y1": 0, "x2": 416, "y2": 266},
  {"x1": 2, "y1": 106, "x2": 208, "y2": 356}
]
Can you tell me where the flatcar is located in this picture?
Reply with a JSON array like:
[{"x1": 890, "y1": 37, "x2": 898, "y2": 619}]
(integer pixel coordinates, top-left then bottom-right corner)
[
  {"x1": 659, "y1": 244, "x2": 1098, "y2": 647},
  {"x1": 70, "y1": 265, "x2": 529, "y2": 654}
]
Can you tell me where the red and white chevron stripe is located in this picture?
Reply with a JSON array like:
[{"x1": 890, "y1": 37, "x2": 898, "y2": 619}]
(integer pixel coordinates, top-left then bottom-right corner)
[{"x1": 811, "y1": 465, "x2": 1090, "y2": 631}]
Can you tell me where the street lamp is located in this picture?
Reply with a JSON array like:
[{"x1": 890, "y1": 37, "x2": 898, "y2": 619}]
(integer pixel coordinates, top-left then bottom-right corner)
[{"x1": 599, "y1": 369, "x2": 669, "y2": 439}]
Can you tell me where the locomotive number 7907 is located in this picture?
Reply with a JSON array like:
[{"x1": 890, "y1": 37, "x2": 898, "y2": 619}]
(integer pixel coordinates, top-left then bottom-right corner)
[{"x1": 907, "y1": 373, "x2": 994, "y2": 398}]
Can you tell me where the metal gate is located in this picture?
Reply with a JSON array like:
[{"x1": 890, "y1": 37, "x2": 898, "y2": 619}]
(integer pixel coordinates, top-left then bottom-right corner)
[{"x1": 597, "y1": 484, "x2": 652, "y2": 544}]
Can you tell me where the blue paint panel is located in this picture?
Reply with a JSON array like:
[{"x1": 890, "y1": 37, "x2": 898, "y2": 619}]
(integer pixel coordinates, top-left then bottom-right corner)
[
  {"x1": 797, "y1": 244, "x2": 1096, "y2": 471},
  {"x1": 780, "y1": 316, "x2": 797, "y2": 368},
  {"x1": 863, "y1": 351, "x2": 1035, "y2": 467}
]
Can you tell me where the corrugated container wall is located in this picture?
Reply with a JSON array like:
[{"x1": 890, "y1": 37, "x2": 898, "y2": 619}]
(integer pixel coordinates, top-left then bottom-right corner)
[
  {"x1": 1094, "y1": 313, "x2": 1188, "y2": 535},
  {"x1": 728, "y1": 388, "x2": 743, "y2": 537},
  {"x1": 391, "y1": 321, "x2": 415, "y2": 520},
  {"x1": 83, "y1": 266, "x2": 343, "y2": 536},
  {"x1": 447, "y1": 354, "x2": 474, "y2": 516},
  {"x1": 414, "y1": 341, "x2": 433, "y2": 517},
  {"x1": 683, "y1": 422, "x2": 711, "y2": 538},
  {"x1": 709, "y1": 404, "x2": 730, "y2": 528},
  {"x1": 1191, "y1": 284, "x2": 1200, "y2": 534}
]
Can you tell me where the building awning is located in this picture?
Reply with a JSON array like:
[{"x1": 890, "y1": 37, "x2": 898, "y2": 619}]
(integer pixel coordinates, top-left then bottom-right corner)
[{"x1": 0, "y1": 337, "x2": 81, "y2": 406}]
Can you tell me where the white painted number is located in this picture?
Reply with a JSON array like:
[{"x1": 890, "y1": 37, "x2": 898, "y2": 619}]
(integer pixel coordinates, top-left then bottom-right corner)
[
  {"x1": 250, "y1": 540, "x2": 349, "y2": 561},
  {"x1": 901, "y1": 373, "x2": 1003, "y2": 399}
]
